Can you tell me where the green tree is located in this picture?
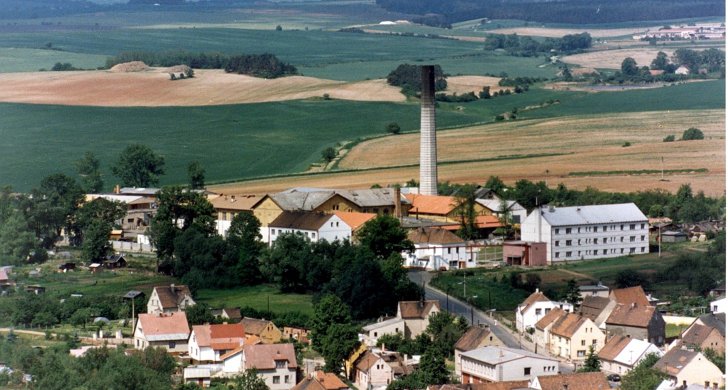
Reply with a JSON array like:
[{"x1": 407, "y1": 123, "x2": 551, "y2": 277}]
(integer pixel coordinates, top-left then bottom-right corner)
[
  {"x1": 426, "y1": 311, "x2": 468, "y2": 358},
  {"x1": 321, "y1": 147, "x2": 336, "y2": 163},
  {"x1": 32, "y1": 173, "x2": 85, "y2": 248},
  {"x1": 356, "y1": 215, "x2": 414, "y2": 258},
  {"x1": 81, "y1": 219, "x2": 113, "y2": 262},
  {"x1": 262, "y1": 233, "x2": 312, "y2": 293},
  {"x1": 650, "y1": 51, "x2": 670, "y2": 70},
  {"x1": 621, "y1": 57, "x2": 639, "y2": 76},
  {"x1": 75, "y1": 151, "x2": 104, "y2": 193},
  {"x1": 386, "y1": 122, "x2": 401, "y2": 134},
  {"x1": 111, "y1": 144, "x2": 165, "y2": 187},
  {"x1": 703, "y1": 348, "x2": 725, "y2": 373},
  {"x1": 228, "y1": 368, "x2": 269, "y2": 390},
  {"x1": 681, "y1": 127, "x2": 704, "y2": 140},
  {"x1": 662, "y1": 134, "x2": 675, "y2": 142},
  {"x1": 454, "y1": 184, "x2": 479, "y2": 240},
  {"x1": 620, "y1": 353, "x2": 666, "y2": 390},
  {"x1": 184, "y1": 303, "x2": 216, "y2": 325},
  {"x1": 615, "y1": 269, "x2": 648, "y2": 288},
  {"x1": 672, "y1": 48, "x2": 701, "y2": 73},
  {"x1": 0, "y1": 212, "x2": 36, "y2": 265},
  {"x1": 227, "y1": 213, "x2": 265, "y2": 285},
  {"x1": 187, "y1": 161, "x2": 206, "y2": 190},
  {"x1": 564, "y1": 279, "x2": 582, "y2": 306},
  {"x1": 417, "y1": 347, "x2": 449, "y2": 385},
  {"x1": 484, "y1": 176, "x2": 507, "y2": 195},
  {"x1": 309, "y1": 295, "x2": 359, "y2": 373},
  {"x1": 579, "y1": 344, "x2": 601, "y2": 372}
]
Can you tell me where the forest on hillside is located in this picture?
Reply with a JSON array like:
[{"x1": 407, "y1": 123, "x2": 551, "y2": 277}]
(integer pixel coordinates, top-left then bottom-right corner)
[{"x1": 375, "y1": 0, "x2": 725, "y2": 25}]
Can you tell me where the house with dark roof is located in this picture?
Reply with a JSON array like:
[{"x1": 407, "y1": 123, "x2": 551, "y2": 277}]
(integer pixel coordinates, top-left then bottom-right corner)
[
  {"x1": 520, "y1": 203, "x2": 649, "y2": 263},
  {"x1": 577, "y1": 281, "x2": 610, "y2": 300},
  {"x1": 188, "y1": 323, "x2": 247, "y2": 363},
  {"x1": 598, "y1": 335, "x2": 662, "y2": 375},
  {"x1": 240, "y1": 317, "x2": 282, "y2": 344},
  {"x1": 460, "y1": 346, "x2": 559, "y2": 383},
  {"x1": 147, "y1": 284, "x2": 195, "y2": 314},
  {"x1": 267, "y1": 211, "x2": 352, "y2": 246},
  {"x1": 527, "y1": 372, "x2": 610, "y2": 390},
  {"x1": 578, "y1": 295, "x2": 615, "y2": 329},
  {"x1": 678, "y1": 320, "x2": 725, "y2": 354},
  {"x1": 548, "y1": 313, "x2": 605, "y2": 361},
  {"x1": 397, "y1": 300, "x2": 440, "y2": 339},
  {"x1": 653, "y1": 348, "x2": 724, "y2": 389},
  {"x1": 133, "y1": 311, "x2": 190, "y2": 353},
  {"x1": 454, "y1": 326, "x2": 505, "y2": 377},
  {"x1": 516, "y1": 289, "x2": 573, "y2": 333},
  {"x1": 104, "y1": 254, "x2": 127, "y2": 269},
  {"x1": 605, "y1": 303, "x2": 665, "y2": 345},
  {"x1": 403, "y1": 227, "x2": 473, "y2": 270}
]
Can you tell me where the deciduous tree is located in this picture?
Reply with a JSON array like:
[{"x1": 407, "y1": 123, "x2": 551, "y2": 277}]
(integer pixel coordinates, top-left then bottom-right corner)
[{"x1": 111, "y1": 144, "x2": 165, "y2": 187}]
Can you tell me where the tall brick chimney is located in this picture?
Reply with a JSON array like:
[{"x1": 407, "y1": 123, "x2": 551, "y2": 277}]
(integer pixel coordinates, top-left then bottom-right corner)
[{"x1": 419, "y1": 65, "x2": 438, "y2": 196}]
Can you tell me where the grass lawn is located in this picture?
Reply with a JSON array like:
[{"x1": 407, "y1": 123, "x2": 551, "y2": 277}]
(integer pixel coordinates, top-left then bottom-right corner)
[
  {"x1": 666, "y1": 323, "x2": 689, "y2": 339},
  {"x1": 430, "y1": 269, "x2": 531, "y2": 311},
  {"x1": 195, "y1": 284, "x2": 313, "y2": 316}
]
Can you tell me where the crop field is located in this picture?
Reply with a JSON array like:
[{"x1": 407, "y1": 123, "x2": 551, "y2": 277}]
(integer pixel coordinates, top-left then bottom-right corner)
[{"x1": 0, "y1": 48, "x2": 108, "y2": 73}]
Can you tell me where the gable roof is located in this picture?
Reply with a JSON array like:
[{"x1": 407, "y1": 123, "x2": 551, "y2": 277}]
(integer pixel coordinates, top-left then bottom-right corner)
[
  {"x1": 152, "y1": 284, "x2": 193, "y2": 309},
  {"x1": 597, "y1": 335, "x2": 632, "y2": 361},
  {"x1": 337, "y1": 188, "x2": 407, "y2": 208},
  {"x1": 333, "y1": 211, "x2": 376, "y2": 231},
  {"x1": 314, "y1": 371, "x2": 349, "y2": 390},
  {"x1": 222, "y1": 308, "x2": 242, "y2": 321},
  {"x1": 681, "y1": 323, "x2": 722, "y2": 346},
  {"x1": 454, "y1": 326, "x2": 495, "y2": 352},
  {"x1": 697, "y1": 313, "x2": 726, "y2": 337},
  {"x1": 405, "y1": 194, "x2": 458, "y2": 215},
  {"x1": 518, "y1": 290, "x2": 551, "y2": 314},
  {"x1": 398, "y1": 300, "x2": 440, "y2": 319},
  {"x1": 270, "y1": 190, "x2": 338, "y2": 212},
  {"x1": 610, "y1": 286, "x2": 650, "y2": 306},
  {"x1": 534, "y1": 308, "x2": 565, "y2": 331},
  {"x1": 476, "y1": 199, "x2": 523, "y2": 213},
  {"x1": 653, "y1": 348, "x2": 699, "y2": 376},
  {"x1": 579, "y1": 296, "x2": 611, "y2": 321},
  {"x1": 599, "y1": 336, "x2": 660, "y2": 366},
  {"x1": 210, "y1": 194, "x2": 260, "y2": 211},
  {"x1": 243, "y1": 343, "x2": 297, "y2": 370},
  {"x1": 606, "y1": 304, "x2": 658, "y2": 328},
  {"x1": 192, "y1": 323, "x2": 246, "y2": 350},
  {"x1": 428, "y1": 382, "x2": 530, "y2": 390},
  {"x1": 538, "y1": 203, "x2": 647, "y2": 226},
  {"x1": 292, "y1": 378, "x2": 327, "y2": 390},
  {"x1": 534, "y1": 372, "x2": 609, "y2": 390},
  {"x1": 240, "y1": 317, "x2": 275, "y2": 336},
  {"x1": 355, "y1": 351, "x2": 383, "y2": 372},
  {"x1": 408, "y1": 227, "x2": 465, "y2": 245},
  {"x1": 269, "y1": 211, "x2": 337, "y2": 231},
  {"x1": 269, "y1": 187, "x2": 408, "y2": 212},
  {"x1": 461, "y1": 346, "x2": 558, "y2": 365},
  {"x1": 550, "y1": 313, "x2": 588, "y2": 338},
  {"x1": 137, "y1": 312, "x2": 190, "y2": 341}
]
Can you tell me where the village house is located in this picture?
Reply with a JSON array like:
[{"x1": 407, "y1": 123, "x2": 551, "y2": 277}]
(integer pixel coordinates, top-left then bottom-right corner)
[
  {"x1": 217, "y1": 307, "x2": 242, "y2": 322},
  {"x1": 710, "y1": 297, "x2": 726, "y2": 314},
  {"x1": 548, "y1": 312, "x2": 605, "y2": 361},
  {"x1": 397, "y1": 300, "x2": 440, "y2": 339},
  {"x1": 577, "y1": 282, "x2": 610, "y2": 300},
  {"x1": 475, "y1": 198, "x2": 527, "y2": 225},
  {"x1": 533, "y1": 308, "x2": 565, "y2": 355},
  {"x1": 527, "y1": 372, "x2": 610, "y2": 390},
  {"x1": 104, "y1": 253, "x2": 127, "y2": 269},
  {"x1": 361, "y1": 317, "x2": 405, "y2": 347},
  {"x1": 404, "y1": 193, "x2": 489, "y2": 223},
  {"x1": 403, "y1": 227, "x2": 474, "y2": 270},
  {"x1": 516, "y1": 289, "x2": 573, "y2": 333},
  {"x1": 133, "y1": 311, "x2": 190, "y2": 353},
  {"x1": 147, "y1": 284, "x2": 196, "y2": 314},
  {"x1": 188, "y1": 322, "x2": 247, "y2": 363},
  {"x1": 502, "y1": 241, "x2": 547, "y2": 267},
  {"x1": 460, "y1": 346, "x2": 559, "y2": 383},
  {"x1": 427, "y1": 382, "x2": 530, "y2": 390},
  {"x1": 678, "y1": 320, "x2": 725, "y2": 354},
  {"x1": 183, "y1": 367, "x2": 212, "y2": 388},
  {"x1": 653, "y1": 348, "x2": 724, "y2": 389},
  {"x1": 292, "y1": 371, "x2": 349, "y2": 390},
  {"x1": 610, "y1": 285, "x2": 651, "y2": 306},
  {"x1": 520, "y1": 203, "x2": 649, "y2": 263},
  {"x1": 598, "y1": 335, "x2": 663, "y2": 375},
  {"x1": 605, "y1": 303, "x2": 666, "y2": 345},
  {"x1": 352, "y1": 350, "x2": 394, "y2": 389},
  {"x1": 454, "y1": 326, "x2": 505, "y2": 377},
  {"x1": 210, "y1": 194, "x2": 260, "y2": 236},
  {"x1": 283, "y1": 326, "x2": 311, "y2": 345},
  {"x1": 333, "y1": 211, "x2": 377, "y2": 241},
  {"x1": 267, "y1": 211, "x2": 352, "y2": 246},
  {"x1": 222, "y1": 343, "x2": 298, "y2": 389},
  {"x1": 0, "y1": 269, "x2": 14, "y2": 292},
  {"x1": 240, "y1": 317, "x2": 282, "y2": 344}
]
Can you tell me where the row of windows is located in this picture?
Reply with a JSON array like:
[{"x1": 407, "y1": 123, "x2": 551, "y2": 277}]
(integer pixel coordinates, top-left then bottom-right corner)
[
  {"x1": 271, "y1": 229, "x2": 317, "y2": 239},
  {"x1": 554, "y1": 223, "x2": 646, "y2": 235},
  {"x1": 271, "y1": 375, "x2": 291, "y2": 384},
  {"x1": 555, "y1": 236, "x2": 645, "y2": 246},
  {"x1": 554, "y1": 247, "x2": 646, "y2": 258}
]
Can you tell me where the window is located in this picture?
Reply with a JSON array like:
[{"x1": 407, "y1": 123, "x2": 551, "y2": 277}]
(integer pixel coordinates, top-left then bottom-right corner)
[
  {"x1": 630, "y1": 236, "x2": 636, "y2": 242},
  {"x1": 641, "y1": 247, "x2": 646, "y2": 253},
  {"x1": 630, "y1": 224, "x2": 636, "y2": 230},
  {"x1": 276, "y1": 360, "x2": 286, "y2": 369},
  {"x1": 312, "y1": 233, "x2": 316, "y2": 239},
  {"x1": 555, "y1": 241, "x2": 560, "y2": 247},
  {"x1": 578, "y1": 227, "x2": 581, "y2": 233},
  {"x1": 620, "y1": 237, "x2": 624, "y2": 242},
  {"x1": 577, "y1": 239, "x2": 581, "y2": 245},
  {"x1": 593, "y1": 250, "x2": 598, "y2": 255},
  {"x1": 592, "y1": 339, "x2": 597, "y2": 345},
  {"x1": 577, "y1": 350, "x2": 585, "y2": 357},
  {"x1": 603, "y1": 249, "x2": 607, "y2": 255},
  {"x1": 603, "y1": 226, "x2": 607, "y2": 232},
  {"x1": 536, "y1": 308, "x2": 542, "y2": 315},
  {"x1": 603, "y1": 237, "x2": 607, "y2": 243},
  {"x1": 581, "y1": 340, "x2": 586, "y2": 346},
  {"x1": 555, "y1": 252, "x2": 560, "y2": 258},
  {"x1": 330, "y1": 222, "x2": 334, "y2": 227},
  {"x1": 630, "y1": 247, "x2": 636, "y2": 254},
  {"x1": 565, "y1": 228, "x2": 572, "y2": 234},
  {"x1": 273, "y1": 376, "x2": 280, "y2": 384},
  {"x1": 332, "y1": 205, "x2": 339, "y2": 210},
  {"x1": 336, "y1": 222, "x2": 339, "y2": 227},
  {"x1": 285, "y1": 376, "x2": 290, "y2": 384},
  {"x1": 620, "y1": 224, "x2": 624, "y2": 230},
  {"x1": 566, "y1": 240, "x2": 572, "y2": 246},
  {"x1": 641, "y1": 223, "x2": 645, "y2": 229},
  {"x1": 620, "y1": 248, "x2": 624, "y2": 254},
  {"x1": 641, "y1": 235, "x2": 645, "y2": 241},
  {"x1": 523, "y1": 367, "x2": 531, "y2": 375},
  {"x1": 374, "y1": 332, "x2": 377, "y2": 337},
  {"x1": 447, "y1": 248, "x2": 451, "y2": 254},
  {"x1": 565, "y1": 251, "x2": 572, "y2": 257},
  {"x1": 169, "y1": 341, "x2": 176, "y2": 349}
]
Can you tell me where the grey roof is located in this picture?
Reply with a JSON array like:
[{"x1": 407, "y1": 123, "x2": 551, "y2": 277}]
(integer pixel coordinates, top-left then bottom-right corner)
[
  {"x1": 272, "y1": 190, "x2": 336, "y2": 211},
  {"x1": 538, "y1": 203, "x2": 647, "y2": 226},
  {"x1": 269, "y1": 211, "x2": 335, "y2": 231},
  {"x1": 698, "y1": 312, "x2": 726, "y2": 337},
  {"x1": 362, "y1": 317, "x2": 404, "y2": 332},
  {"x1": 119, "y1": 187, "x2": 160, "y2": 196},
  {"x1": 274, "y1": 187, "x2": 409, "y2": 211},
  {"x1": 338, "y1": 188, "x2": 409, "y2": 207},
  {"x1": 476, "y1": 199, "x2": 523, "y2": 212},
  {"x1": 123, "y1": 290, "x2": 144, "y2": 299},
  {"x1": 579, "y1": 283, "x2": 610, "y2": 292},
  {"x1": 461, "y1": 346, "x2": 558, "y2": 365}
]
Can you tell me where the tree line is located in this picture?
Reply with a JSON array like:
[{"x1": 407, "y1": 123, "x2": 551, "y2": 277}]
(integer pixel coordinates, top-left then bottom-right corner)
[
  {"x1": 485, "y1": 32, "x2": 592, "y2": 57},
  {"x1": 106, "y1": 51, "x2": 298, "y2": 78},
  {"x1": 386, "y1": 64, "x2": 447, "y2": 96}
]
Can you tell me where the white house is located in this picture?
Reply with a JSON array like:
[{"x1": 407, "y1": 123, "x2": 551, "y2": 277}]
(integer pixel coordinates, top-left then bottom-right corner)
[
  {"x1": 516, "y1": 289, "x2": 573, "y2": 332},
  {"x1": 267, "y1": 211, "x2": 352, "y2": 246},
  {"x1": 460, "y1": 346, "x2": 559, "y2": 383},
  {"x1": 222, "y1": 344, "x2": 298, "y2": 390},
  {"x1": 476, "y1": 198, "x2": 528, "y2": 225},
  {"x1": 353, "y1": 351, "x2": 394, "y2": 389},
  {"x1": 147, "y1": 284, "x2": 196, "y2": 314},
  {"x1": 361, "y1": 300, "x2": 440, "y2": 344},
  {"x1": 134, "y1": 312, "x2": 190, "y2": 353},
  {"x1": 403, "y1": 227, "x2": 474, "y2": 270},
  {"x1": 653, "y1": 348, "x2": 724, "y2": 389},
  {"x1": 710, "y1": 297, "x2": 726, "y2": 314},
  {"x1": 598, "y1": 335, "x2": 663, "y2": 375},
  {"x1": 520, "y1": 203, "x2": 649, "y2": 263},
  {"x1": 188, "y1": 323, "x2": 246, "y2": 363},
  {"x1": 361, "y1": 317, "x2": 405, "y2": 347}
]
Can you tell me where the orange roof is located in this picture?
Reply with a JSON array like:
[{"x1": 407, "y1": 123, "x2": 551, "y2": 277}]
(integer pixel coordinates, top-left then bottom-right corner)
[
  {"x1": 550, "y1": 313, "x2": 587, "y2": 338},
  {"x1": 536, "y1": 372, "x2": 609, "y2": 390},
  {"x1": 597, "y1": 335, "x2": 632, "y2": 361},
  {"x1": 137, "y1": 312, "x2": 190, "y2": 337},
  {"x1": 610, "y1": 286, "x2": 650, "y2": 306},
  {"x1": 192, "y1": 323, "x2": 246, "y2": 349},
  {"x1": 534, "y1": 308, "x2": 566, "y2": 330},
  {"x1": 519, "y1": 290, "x2": 551, "y2": 314},
  {"x1": 210, "y1": 194, "x2": 261, "y2": 211},
  {"x1": 243, "y1": 343, "x2": 297, "y2": 370},
  {"x1": 405, "y1": 194, "x2": 458, "y2": 216},
  {"x1": 334, "y1": 211, "x2": 376, "y2": 230},
  {"x1": 606, "y1": 304, "x2": 658, "y2": 328},
  {"x1": 314, "y1": 371, "x2": 349, "y2": 390},
  {"x1": 441, "y1": 215, "x2": 503, "y2": 231}
]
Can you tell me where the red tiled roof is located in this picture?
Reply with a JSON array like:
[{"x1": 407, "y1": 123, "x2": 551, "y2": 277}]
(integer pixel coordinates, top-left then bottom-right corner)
[
  {"x1": 405, "y1": 194, "x2": 458, "y2": 215},
  {"x1": 610, "y1": 286, "x2": 649, "y2": 306},
  {"x1": 536, "y1": 372, "x2": 609, "y2": 390},
  {"x1": 408, "y1": 227, "x2": 464, "y2": 245},
  {"x1": 606, "y1": 304, "x2": 658, "y2": 328},
  {"x1": 243, "y1": 343, "x2": 297, "y2": 370},
  {"x1": 137, "y1": 312, "x2": 190, "y2": 337},
  {"x1": 550, "y1": 313, "x2": 587, "y2": 338},
  {"x1": 334, "y1": 211, "x2": 376, "y2": 231},
  {"x1": 534, "y1": 308, "x2": 565, "y2": 331},
  {"x1": 398, "y1": 300, "x2": 440, "y2": 319},
  {"x1": 454, "y1": 326, "x2": 495, "y2": 352},
  {"x1": 192, "y1": 323, "x2": 245, "y2": 350},
  {"x1": 597, "y1": 335, "x2": 632, "y2": 361},
  {"x1": 314, "y1": 371, "x2": 349, "y2": 390},
  {"x1": 519, "y1": 291, "x2": 551, "y2": 314}
]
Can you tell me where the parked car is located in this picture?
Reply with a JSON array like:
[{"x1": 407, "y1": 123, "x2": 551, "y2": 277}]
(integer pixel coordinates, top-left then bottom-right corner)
[{"x1": 607, "y1": 374, "x2": 621, "y2": 382}]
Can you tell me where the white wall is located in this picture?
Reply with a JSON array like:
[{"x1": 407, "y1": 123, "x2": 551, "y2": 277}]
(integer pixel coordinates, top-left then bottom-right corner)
[
  {"x1": 403, "y1": 243, "x2": 473, "y2": 270},
  {"x1": 317, "y1": 215, "x2": 352, "y2": 242},
  {"x1": 461, "y1": 355, "x2": 558, "y2": 382}
]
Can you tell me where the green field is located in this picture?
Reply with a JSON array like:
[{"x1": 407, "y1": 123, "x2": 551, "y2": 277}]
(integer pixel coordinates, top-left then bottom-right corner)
[
  {"x1": 195, "y1": 285, "x2": 313, "y2": 315},
  {"x1": 0, "y1": 48, "x2": 108, "y2": 73},
  {"x1": 1, "y1": 80, "x2": 723, "y2": 191}
]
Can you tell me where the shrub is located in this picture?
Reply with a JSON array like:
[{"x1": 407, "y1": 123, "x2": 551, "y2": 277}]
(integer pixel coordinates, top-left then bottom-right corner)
[
  {"x1": 663, "y1": 134, "x2": 675, "y2": 142},
  {"x1": 386, "y1": 122, "x2": 401, "y2": 134},
  {"x1": 681, "y1": 127, "x2": 704, "y2": 140},
  {"x1": 622, "y1": 141, "x2": 631, "y2": 147}
]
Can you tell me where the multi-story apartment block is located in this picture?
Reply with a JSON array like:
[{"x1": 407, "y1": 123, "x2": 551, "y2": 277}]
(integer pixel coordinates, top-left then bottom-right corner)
[{"x1": 520, "y1": 203, "x2": 649, "y2": 263}]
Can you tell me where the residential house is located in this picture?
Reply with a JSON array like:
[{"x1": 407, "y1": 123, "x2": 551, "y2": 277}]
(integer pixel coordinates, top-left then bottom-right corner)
[
  {"x1": 188, "y1": 323, "x2": 247, "y2": 363},
  {"x1": 220, "y1": 308, "x2": 242, "y2": 322},
  {"x1": 476, "y1": 198, "x2": 527, "y2": 225},
  {"x1": 104, "y1": 254, "x2": 127, "y2": 269},
  {"x1": 675, "y1": 65, "x2": 690, "y2": 75},
  {"x1": 610, "y1": 286, "x2": 651, "y2": 306},
  {"x1": 679, "y1": 322, "x2": 725, "y2": 354},
  {"x1": 283, "y1": 327, "x2": 310, "y2": 345},
  {"x1": 427, "y1": 382, "x2": 529, "y2": 390},
  {"x1": 577, "y1": 282, "x2": 610, "y2": 300},
  {"x1": 548, "y1": 313, "x2": 605, "y2": 361},
  {"x1": 527, "y1": 372, "x2": 610, "y2": 390},
  {"x1": 533, "y1": 308, "x2": 565, "y2": 355},
  {"x1": 147, "y1": 284, "x2": 196, "y2": 314},
  {"x1": 240, "y1": 317, "x2": 282, "y2": 344},
  {"x1": 333, "y1": 211, "x2": 377, "y2": 240},
  {"x1": 710, "y1": 297, "x2": 726, "y2": 314},
  {"x1": 694, "y1": 312, "x2": 725, "y2": 333},
  {"x1": 133, "y1": 312, "x2": 190, "y2": 353},
  {"x1": 578, "y1": 296, "x2": 615, "y2": 329},
  {"x1": 653, "y1": 348, "x2": 724, "y2": 389},
  {"x1": 183, "y1": 367, "x2": 212, "y2": 388},
  {"x1": 502, "y1": 241, "x2": 547, "y2": 267},
  {"x1": 361, "y1": 317, "x2": 405, "y2": 347},
  {"x1": 460, "y1": 346, "x2": 559, "y2": 383},
  {"x1": 223, "y1": 343, "x2": 298, "y2": 390},
  {"x1": 605, "y1": 303, "x2": 666, "y2": 345},
  {"x1": 267, "y1": 211, "x2": 352, "y2": 246},
  {"x1": 454, "y1": 326, "x2": 505, "y2": 377},
  {"x1": 520, "y1": 203, "x2": 649, "y2": 263},
  {"x1": 397, "y1": 300, "x2": 440, "y2": 339},
  {"x1": 292, "y1": 371, "x2": 349, "y2": 390},
  {"x1": 210, "y1": 194, "x2": 260, "y2": 236},
  {"x1": 403, "y1": 227, "x2": 473, "y2": 270},
  {"x1": 516, "y1": 289, "x2": 573, "y2": 332},
  {"x1": 352, "y1": 351, "x2": 394, "y2": 389},
  {"x1": 404, "y1": 193, "x2": 489, "y2": 223},
  {"x1": 598, "y1": 335, "x2": 663, "y2": 375}
]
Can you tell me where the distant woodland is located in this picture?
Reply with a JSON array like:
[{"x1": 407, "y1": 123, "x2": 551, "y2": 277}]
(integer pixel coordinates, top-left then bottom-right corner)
[{"x1": 375, "y1": 0, "x2": 725, "y2": 25}]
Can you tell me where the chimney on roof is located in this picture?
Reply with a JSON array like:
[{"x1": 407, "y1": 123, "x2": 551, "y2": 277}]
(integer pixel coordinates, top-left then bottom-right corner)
[
  {"x1": 562, "y1": 384, "x2": 568, "y2": 390},
  {"x1": 394, "y1": 186, "x2": 402, "y2": 219},
  {"x1": 170, "y1": 284, "x2": 175, "y2": 292},
  {"x1": 631, "y1": 302, "x2": 636, "y2": 309},
  {"x1": 114, "y1": 184, "x2": 120, "y2": 194}
]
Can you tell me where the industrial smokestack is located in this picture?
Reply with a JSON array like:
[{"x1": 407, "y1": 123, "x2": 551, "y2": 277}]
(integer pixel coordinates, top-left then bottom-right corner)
[{"x1": 419, "y1": 65, "x2": 438, "y2": 196}]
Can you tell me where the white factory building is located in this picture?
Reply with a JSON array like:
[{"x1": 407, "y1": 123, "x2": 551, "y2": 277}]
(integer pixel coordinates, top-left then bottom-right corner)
[{"x1": 520, "y1": 203, "x2": 649, "y2": 263}]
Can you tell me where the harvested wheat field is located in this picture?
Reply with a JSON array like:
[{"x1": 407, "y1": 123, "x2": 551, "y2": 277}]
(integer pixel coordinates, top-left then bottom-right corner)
[
  {"x1": 562, "y1": 48, "x2": 675, "y2": 70},
  {"x1": 486, "y1": 26, "x2": 660, "y2": 38},
  {"x1": 444, "y1": 76, "x2": 509, "y2": 95},
  {"x1": 0, "y1": 69, "x2": 405, "y2": 106},
  {"x1": 211, "y1": 110, "x2": 725, "y2": 196}
]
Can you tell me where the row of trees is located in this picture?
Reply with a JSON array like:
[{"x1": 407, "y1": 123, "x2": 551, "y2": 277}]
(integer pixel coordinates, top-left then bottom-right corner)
[
  {"x1": 484, "y1": 32, "x2": 592, "y2": 57},
  {"x1": 386, "y1": 64, "x2": 447, "y2": 96}
]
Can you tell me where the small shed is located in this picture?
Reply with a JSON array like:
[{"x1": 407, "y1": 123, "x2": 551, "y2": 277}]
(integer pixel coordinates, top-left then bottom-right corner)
[
  {"x1": 105, "y1": 254, "x2": 127, "y2": 269},
  {"x1": 25, "y1": 285, "x2": 45, "y2": 294},
  {"x1": 58, "y1": 262, "x2": 76, "y2": 272},
  {"x1": 661, "y1": 230, "x2": 688, "y2": 243},
  {"x1": 89, "y1": 263, "x2": 103, "y2": 274},
  {"x1": 183, "y1": 367, "x2": 211, "y2": 388}
]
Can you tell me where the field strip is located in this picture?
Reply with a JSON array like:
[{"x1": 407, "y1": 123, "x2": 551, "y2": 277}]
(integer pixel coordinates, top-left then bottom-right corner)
[{"x1": 568, "y1": 168, "x2": 709, "y2": 176}]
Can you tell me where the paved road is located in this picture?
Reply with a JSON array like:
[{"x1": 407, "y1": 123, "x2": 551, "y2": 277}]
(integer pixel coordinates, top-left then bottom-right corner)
[{"x1": 408, "y1": 271, "x2": 575, "y2": 374}]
